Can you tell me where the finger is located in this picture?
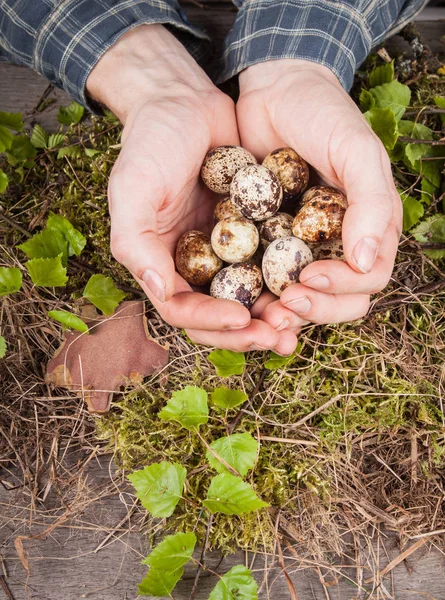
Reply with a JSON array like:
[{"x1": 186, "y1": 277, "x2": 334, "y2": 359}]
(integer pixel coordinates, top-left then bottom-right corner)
[
  {"x1": 186, "y1": 319, "x2": 281, "y2": 352},
  {"x1": 280, "y1": 285, "x2": 370, "y2": 324},
  {"x1": 272, "y1": 329, "x2": 299, "y2": 357},
  {"x1": 260, "y1": 300, "x2": 310, "y2": 332},
  {"x1": 300, "y1": 221, "x2": 399, "y2": 295},
  {"x1": 250, "y1": 291, "x2": 278, "y2": 318},
  {"x1": 236, "y1": 94, "x2": 283, "y2": 159}
]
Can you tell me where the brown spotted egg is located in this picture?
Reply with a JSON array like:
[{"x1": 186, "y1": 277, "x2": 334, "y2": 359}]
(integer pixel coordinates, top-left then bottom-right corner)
[
  {"x1": 262, "y1": 147, "x2": 309, "y2": 195},
  {"x1": 210, "y1": 263, "x2": 263, "y2": 309},
  {"x1": 258, "y1": 213, "x2": 294, "y2": 250},
  {"x1": 175, "y1": 230, "x2": 223, "y2": 286},
  {"x1": 214, "y1": 196, "x2": 242, "y2": 223},
  {"x1": 201, "y1": 146, "x2": 257, "y2": 194},
  {"x1": 309, "y1": 239, "x2": 345, "y2": 261},
  {"x1": 230, "y1": 164, "x2": 283, "y2": 221},
  {"x1": 292, "y1": 186, "x2": 347, "y2": 243},
  {"x1": 262, "y1": 237, "x2": 313, "y2": 297},
  {"x1": 211, "y1": 217, "x2": 259, "y2": 263}
]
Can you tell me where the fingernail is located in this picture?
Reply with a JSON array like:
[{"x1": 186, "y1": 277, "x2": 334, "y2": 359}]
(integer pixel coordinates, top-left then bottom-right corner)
[
  {"x1": 142, "y1": 269, "x2": 166, "y2": 303},
  {"x1": 284, "y1": 296, "x2": 312, "y2": 314},
  {"x1": 224, "y1": 321, "x2": 251, "y2": 331},
  {"x1": 301, "y1": 274, "x2": 330, "y2": 290},
  {"x1": 276, "y1": 319, "x2": 289, "y2": 332},
  {"x1": 249, "y1": 343, "x2": 269, "y2": 351},
  {"x1": 272, "y1": 349, "x2": 292, "y2": 357},
  {"x1": 353, "y1": 237, "x2": 380, "y2": 274}
]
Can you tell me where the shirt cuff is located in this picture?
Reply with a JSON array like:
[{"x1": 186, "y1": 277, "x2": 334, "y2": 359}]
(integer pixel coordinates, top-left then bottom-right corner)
[
  {"x1": 34, "y1": 0, "x2": 210, "y2": 111},
  {"x1": 218, "y1": 0, "x2": 427, "y2": 91}
]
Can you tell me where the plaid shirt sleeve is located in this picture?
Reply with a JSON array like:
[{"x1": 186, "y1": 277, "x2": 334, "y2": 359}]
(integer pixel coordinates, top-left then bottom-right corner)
[
  {"x1": 220, "y1": 0, "x2": 429, "y2": 90},
  {"x1": 0, "y1": 0, "x2": 209, "y2": 109}
]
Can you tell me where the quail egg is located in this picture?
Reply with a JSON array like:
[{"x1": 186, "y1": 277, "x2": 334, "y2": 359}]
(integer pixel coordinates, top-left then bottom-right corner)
[
  {"x1": 230, "y1": 164, "x2": 283, "y2": 221},
  {"x1": 262, "y1": 236, "x2": 313, "y2": 296},
  {"x1": 258, "y1": 213, "x2": 294, "y2": 250},
  {"x1": 214, "y1": 196, "x2": 242, "y2": 223},
  {"x1": 262, "y1": 147, "x2": 309, "y2": 195},
  {"x1": 201, "y1": 146, "x2": 257, "y2": 194},
  {"x1": 292, "y1": 186, "x2": 347, "y2": 243},
  {"x1": 175, "y1": 230, "x2": 223, "y2": 286},
  {"x1": 210, "y1": 263, "x2": 263, "y2": 308},
  {"x1": 211, "y1": 217, "x2": 259, "y2": 263}
]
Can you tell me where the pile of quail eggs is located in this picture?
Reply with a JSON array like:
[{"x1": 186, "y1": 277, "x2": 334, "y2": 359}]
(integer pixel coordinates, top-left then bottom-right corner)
[{"x1": 175, "y1": 146, "x2": 347, "y2": 309}]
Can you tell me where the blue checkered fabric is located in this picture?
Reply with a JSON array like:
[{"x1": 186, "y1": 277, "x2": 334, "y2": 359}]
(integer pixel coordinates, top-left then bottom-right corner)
[{"x1": 0, "y1": 0, "x2": 429, "y2": 109}]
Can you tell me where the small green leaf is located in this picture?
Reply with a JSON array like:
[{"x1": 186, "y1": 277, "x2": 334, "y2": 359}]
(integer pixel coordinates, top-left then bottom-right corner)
[
  {"x1": 364, "y1": 107, "x2": 398, "y2": 150},
  {"x1": 0, "y1": 169, "x2": 8, "y2": 193},
  {"x1": 48, "y1": 310, "x2": 88, "y2": 333},
  {"x1": 404, "y1": 142, "x2": 431, "y2": 169},
  {"x1": 207, "y1": 433, "x2": 258, "y2": 476},
  {"x1": 369, "y1": 60, "x2": 394, "y2": 87},
  {"x1": 211, "y1": 386, "x2": 247, "y2": 409},
  {"x1": 370, "y1": 81, "x2": 411, "y2": 121},
  {"x1": 398, "y1": 120, "x2": 434, "y2": 140},
  {"x1": 0, "y1": 267, "x2": 22, "y2": 296},
  {"x1": 0, "y1": 126, "x2": 13, "y2": 152},
  {"x1": 203, "y1": 473, "x2": 268, "y2": 515},
  {"x1": 209, "y1": 565, "x2": 258, "y2": 600},
  {"x1": 359, "y1": 89, "x2": 375, "y2": 112},
  {"x1": 434, "y1": 96, "x2": 445, "y2": 124},
  {"x1": 0, "y1": 111, "x2": 23, "y2": 131},
  {"x1": 265, "y1": 351, "x2": 294, "y2": 370},
  {"x1": 399, "y1": 190, "x2": 424, "y2": 231},
  {"x1": 47, "y1": 212, "x2": 86, "y2": 256},
  {"x1": 57, "y1": 145, "x2": 82, "y2": 159},
  {"x1": 57, "y1": 101, "x2": 84, "y2": 125},
  {"x1": 48, "y1": 133, "x2": 66, "y2": 149},
  {"x1": 412, "y1": 215, "x2": 445, "y2": 259},
  {"x1": 143, "y1": 532, "x2": 196, "y2": 571},
  {"x1": 26, "y1": 254, "x2": 68, "y2": 287},
  {"x1": 138, "y1": 567, "x2": 183, "y2": 597},
  {"x1": 83, "y1": 274, "x2": 126, "y2": 315},
  {"x1": 18, "y1": 228, "x2": 69, "y2": 265},
  {"x1": 158, "y1": 386, "x2": 208, "y2": 430},
  {"x1": 6, "y1": 134, "x2": 36, "y2": 166},
  {"x1": 0, "y1": 336, "x2": 6, "y2": 358},
  {"x1": 420, "y1": 178, "x2": 437, "y2": 206},
  {"x1": 84, "y1": 148, "x2": 102, "y2": 158},
  {"x1": 30, "y1": 124, "x2": 48, "y2": 149},
  {"x1": 208, "y1": 349, "x2": 245, "y2": 377},
  {"x1": 128, "y1": 461, "x2": 186, "y2": 518}
]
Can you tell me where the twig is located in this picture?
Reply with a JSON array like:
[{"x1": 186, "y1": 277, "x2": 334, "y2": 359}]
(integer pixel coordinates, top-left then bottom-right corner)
[
  {"x1": 93, "y1": 501, "x2": 138, "y2": 553},
  {"x1": 258, "y1": 435, "x2": 318, "y2": 447},
  {"x1": 228, "y1": 369, "x2": 267, "y2": 433},
  {"x1": 275, "y1": 513, "x2": 299, "y2": 600},
  {"x1": 189, "y1": 514, "x2": 213, "y2": 600},
  {"x1": 285, "y1": 395, "x2": 341, "y2": 431},
  {"x1": 0, "y1": 574, "x2": 15, "y2": 600},
  {"x1": 364, "y1": 538, "x2": 428, "y2": 583},
  {"x1": 404, "y1": 108, "x2": 445, "y2": 117},
  {"x1": 397, "y1": 137, "x2": 445, "y2": 145},
  {"x1": 371, "y1": 279, "x2": 445, "y2": 311}
]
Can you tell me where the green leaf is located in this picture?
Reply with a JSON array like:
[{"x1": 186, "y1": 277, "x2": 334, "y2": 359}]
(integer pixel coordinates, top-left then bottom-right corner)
[
  {"x1": 203, "y1": 473, "x2": 268, "y2": 515},
  {"x1": 138, "y1": 567, "x2": 183, "y2": 597},
  {"x1": 370, "y1": 81, "x2": 411, "y2": 121},
  {"x1": 143, "y1": 532, "x2": 196, "y2": 571},
  {"x1": 399, "y1": 190, "x2": 424, "y2": 231},
  {"x1": 209, "y1": 565, "x2": 258, "y2": 600},
  {"x1": 83, "y1": 274, "x2": 126, "y2": 315},
  {"x1": 48, "y1": 133, "x2": 66, "y2": 149},
  {"x1": 0, "y1": 126, "x2": 13, "y2": 152},
  {"x1": 128, "y1": 461, "x2": 186, "y2": 518},
  {"x1": 369, "y1": 61, "x2": 395, "y2": 88},
  {"x1": 265, "y1": 351, "x2": 294, "y2": 370},
  {"x1": 30, "y1": 124, "x2": 48, "y2": 149},
  {"x1": 434, "y1": 96, "x2": 445, "y2": 124},
  {"x1": 84, "y1": 148, "x2": 102, "y2": 158},
  {"x1": 57, "y1": 101, "x2": 84, "y2": 125},
  {"x1": 211, "y1": 386, "x2": 247, "y2": 409},
  {"x1": 0, "y1": 267, "x2": 22, "y2": 296},
  {"x1": 48, "y1": 310, "x2": 88, "y2": 333},
  {"x1": 405, "y1": 142, "x2": 431, "y2": 168},
  {"x1": 0, "y1": 336, "x2": 6, "y2": 358},
  {"x1": 158, "y1": 386, "x2": 208, "y2": 430},
  {"x1": 0, "y1": 111, "x2": 23, "y2": 131},
  {"x1": 0, "y1": 169, "x2": 8, "y2": 193},
  {"x1": 18, "y1": 228, "x2": 69, "y2": 266},
  {"x1": 26, "y1": 254, "x2": 68, "y2": 287},
  {"x1": 359, "y1": 89, "x2": 375, "y2": 112},
  {"x1": 208, "y1": 349, "x2": 245, "y2": 377},
  {"x1": 412, "y1": 215, "x2": 445, "y2": 259},
  {"x1": 47, "y1": 212, "x2": 86, "y2": 256},
  {"x1": 420, "y1": 178, "x2": 437, "y2": 206},
  {"x1": 398, "y1": 120, "x2": 434, "y2": 140},
  {"x1": 207, "y1": 433, "x2": 258, "y2": 477},
  {"x1": 57, "y1": 145, "x2": 82, "y2": 159},
  {"x1": 6, "y1": 134, "x2": 36, "y2": 166},
  {"x1": 364, "y1": 107, "x2": 398, "y2": 150}
]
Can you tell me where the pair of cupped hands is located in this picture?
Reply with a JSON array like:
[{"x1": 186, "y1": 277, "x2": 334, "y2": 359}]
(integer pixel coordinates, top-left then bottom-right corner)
[{"x1": 87, "y1": 24, "x2": 401, "y2": 356}]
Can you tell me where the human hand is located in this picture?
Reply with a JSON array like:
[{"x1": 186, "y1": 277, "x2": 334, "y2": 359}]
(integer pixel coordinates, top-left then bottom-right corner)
[
  {"x1": 87, "y1": 26, "x2": 296, "y2": 354},
  {"x1": 237, "y1": 59, "x2": 401, "y2": 331}
]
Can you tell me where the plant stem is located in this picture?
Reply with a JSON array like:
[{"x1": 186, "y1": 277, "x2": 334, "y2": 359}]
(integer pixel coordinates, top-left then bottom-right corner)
[
  {"x1": 227, "y1": 368, "x2": 267, "y2": 434},
  {"x1": 189, "y1": 514, "x2": 213, "y2": 600}
]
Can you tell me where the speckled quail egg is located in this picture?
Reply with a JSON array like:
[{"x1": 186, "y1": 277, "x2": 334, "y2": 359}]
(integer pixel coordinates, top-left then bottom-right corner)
[
  {"x1": 201, "y1": 146, "x2": 257, "y2": 194},
  {"x1": 262, "y1": 147, "x2": 309, "y2": 195},
  {"x1": 175, "y1": 230, "x2": 223, "y2": 286},
  {"x1": 262, "y1": 236, "x2": 313, "y2": 297},
  {"x1": 258, "y1": 213, "x2": 294, "y2": 250},
  {"x1": 309, "y1": 239, "x2": 345, "y2": 261},
  {"x1": 230, "y1": 164, "x2": 283, "y2": 221},
  {"x1": 213, "y1": 196, "x2": 242, "y2": 223},
  {"x1": 292, "y1": 186, "x2": 348, "y2": 243},
  {"x1": 211, "y1": 217, "x2": 259, "y2": 263},
  {"x1": 210, "y1": 263, "x2": 263, "y2": 308}
]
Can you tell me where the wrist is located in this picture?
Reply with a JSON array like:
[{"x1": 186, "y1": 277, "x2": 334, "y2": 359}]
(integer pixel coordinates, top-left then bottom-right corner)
[{"x1": 86, "y1": 24, "x2": 213, "y2": 125}]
